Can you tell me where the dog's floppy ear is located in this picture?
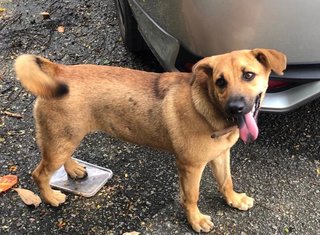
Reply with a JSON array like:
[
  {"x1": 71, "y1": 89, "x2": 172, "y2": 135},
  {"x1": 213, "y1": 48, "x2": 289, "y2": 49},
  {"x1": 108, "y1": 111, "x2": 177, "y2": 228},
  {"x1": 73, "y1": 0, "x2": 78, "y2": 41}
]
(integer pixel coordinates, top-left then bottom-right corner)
[
  {"x1": 191, "y1": 57, "x2": 214, "y2": 86},
  {"x1": 252, "y1": 48, "x2": 287, "y2": 75}
]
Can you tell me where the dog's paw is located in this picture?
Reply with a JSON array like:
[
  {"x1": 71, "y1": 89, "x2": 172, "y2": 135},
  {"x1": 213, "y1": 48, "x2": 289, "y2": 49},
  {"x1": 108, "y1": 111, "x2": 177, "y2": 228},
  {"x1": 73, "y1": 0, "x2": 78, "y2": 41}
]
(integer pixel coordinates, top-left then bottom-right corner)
[
  {"x1": 189, "y1": 212, "x2": 214, "y2": 233},
  {"x1": 226, "y1": 192, "x2": 254, "y2": 211},
  {"x1": 43, "y1": 189, "x2": 66, "y2": 207},
  {"x1": 65, "y1": 160, "x2": 87, "y2": 179}
]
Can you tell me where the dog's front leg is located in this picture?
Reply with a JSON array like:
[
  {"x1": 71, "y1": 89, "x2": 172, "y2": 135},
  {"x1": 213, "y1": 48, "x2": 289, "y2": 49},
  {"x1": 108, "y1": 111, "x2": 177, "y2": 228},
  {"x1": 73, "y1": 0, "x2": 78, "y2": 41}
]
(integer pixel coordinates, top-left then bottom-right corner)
[
  {"x1": 176, "y1": 160, "x2": 214, "y2": 233},
  {"x1": 209, "y1": 150, "x2": 254, "y2": 210}
]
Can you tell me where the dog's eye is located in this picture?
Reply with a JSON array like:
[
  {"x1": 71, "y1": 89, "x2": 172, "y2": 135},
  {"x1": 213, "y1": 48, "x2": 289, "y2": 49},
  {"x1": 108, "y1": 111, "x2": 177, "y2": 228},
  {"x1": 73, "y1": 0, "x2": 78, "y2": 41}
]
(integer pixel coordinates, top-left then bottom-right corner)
[
  {"x1": 215, "y1": 77, "x2": 228, "y2": 89},
  {"x1": 242, "y1": 72, "x2": 256, "y2": 81}
]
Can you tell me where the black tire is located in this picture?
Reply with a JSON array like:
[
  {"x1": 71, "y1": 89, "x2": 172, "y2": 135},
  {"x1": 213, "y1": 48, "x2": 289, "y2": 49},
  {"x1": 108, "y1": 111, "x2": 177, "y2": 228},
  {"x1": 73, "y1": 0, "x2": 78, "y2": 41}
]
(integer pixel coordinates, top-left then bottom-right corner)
[{"x1": 114, "y1": 0, "x2": 147, "y2": 52}]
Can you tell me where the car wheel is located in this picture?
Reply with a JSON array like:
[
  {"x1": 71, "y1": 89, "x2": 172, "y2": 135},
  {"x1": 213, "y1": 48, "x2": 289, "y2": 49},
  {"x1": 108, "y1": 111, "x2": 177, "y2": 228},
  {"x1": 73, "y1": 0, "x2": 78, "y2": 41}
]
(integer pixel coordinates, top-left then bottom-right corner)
[{"x1": 114, "y1": 0, "x2": 147, "y2": 52}]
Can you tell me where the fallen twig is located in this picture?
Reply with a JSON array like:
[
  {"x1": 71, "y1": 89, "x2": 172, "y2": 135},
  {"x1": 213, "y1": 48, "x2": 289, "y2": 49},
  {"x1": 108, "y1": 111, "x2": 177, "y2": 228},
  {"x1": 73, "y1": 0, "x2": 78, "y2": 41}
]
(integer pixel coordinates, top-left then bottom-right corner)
[
  {"x1": 0, "y1": 69, "x2": 5, "y2": 80},
  {"x1": 2, "y1": 110, "x2": 23, "y2": 119},
  {"x1": 211, "y1": 125, "x2": 237, "y2": 138}
]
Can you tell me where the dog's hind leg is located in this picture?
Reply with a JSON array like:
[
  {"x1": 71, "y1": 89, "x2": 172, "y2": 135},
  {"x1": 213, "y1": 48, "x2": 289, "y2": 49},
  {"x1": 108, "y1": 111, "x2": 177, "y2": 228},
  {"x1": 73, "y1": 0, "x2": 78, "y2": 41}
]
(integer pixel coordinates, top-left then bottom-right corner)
[
  {"x1": 209, "y1": 150, "x2": 254, "y2": 211},
  {"x1": 33, "y1": 159, "x2": 67, "y2": 206},
  {"x1": 32, "y1": 137, "x2": 81, "y2": 206},
  {"x1": 32, "y1": 118, "x2": 84, "y2": 206}
]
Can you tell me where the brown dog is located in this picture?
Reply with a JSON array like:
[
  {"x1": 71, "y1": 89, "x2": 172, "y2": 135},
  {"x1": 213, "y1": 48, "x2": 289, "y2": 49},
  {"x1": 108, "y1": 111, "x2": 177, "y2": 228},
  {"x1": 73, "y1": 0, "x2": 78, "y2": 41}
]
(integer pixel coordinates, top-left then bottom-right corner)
[{"x1": 15, "y1": 49, "x2": 286, "y2": 233}]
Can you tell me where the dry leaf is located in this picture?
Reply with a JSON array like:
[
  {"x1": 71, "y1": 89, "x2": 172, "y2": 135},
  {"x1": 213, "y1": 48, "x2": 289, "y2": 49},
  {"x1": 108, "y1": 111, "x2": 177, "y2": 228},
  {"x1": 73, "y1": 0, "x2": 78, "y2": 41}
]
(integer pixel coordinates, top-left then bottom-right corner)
[
  {"x1": 123, "y1": 232, "x2": 140, "y2": 235},
  {"x1": 0, "y1": 175, "x2": 18, "y2": 192},
  {"x1": 13, "y1": 188, "x2": 42, "y2": 207},
  {"x1": 57, "y1": 26, "x2": 65, "y2": 33}
]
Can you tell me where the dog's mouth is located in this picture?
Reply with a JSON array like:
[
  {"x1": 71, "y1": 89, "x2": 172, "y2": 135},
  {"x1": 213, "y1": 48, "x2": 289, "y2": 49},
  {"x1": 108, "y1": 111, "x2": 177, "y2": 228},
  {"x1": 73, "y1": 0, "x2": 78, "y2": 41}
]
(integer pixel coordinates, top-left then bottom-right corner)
[{"x1": 237, "y1": 93, "x2": 262, "y2": 143}]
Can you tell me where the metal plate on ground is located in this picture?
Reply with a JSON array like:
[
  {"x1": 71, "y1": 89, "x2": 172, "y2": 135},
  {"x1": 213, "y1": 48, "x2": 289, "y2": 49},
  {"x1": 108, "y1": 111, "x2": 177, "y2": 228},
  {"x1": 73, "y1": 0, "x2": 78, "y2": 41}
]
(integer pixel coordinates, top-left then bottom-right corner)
[{"x1": 50, "y1": 158, "x2": 113, "y2": 197}]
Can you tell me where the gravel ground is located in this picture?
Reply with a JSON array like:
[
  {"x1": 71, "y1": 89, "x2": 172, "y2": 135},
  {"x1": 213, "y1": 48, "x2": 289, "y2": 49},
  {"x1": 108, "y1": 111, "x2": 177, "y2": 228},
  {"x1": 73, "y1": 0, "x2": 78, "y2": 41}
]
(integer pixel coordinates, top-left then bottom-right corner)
[{"x1": 0, "y1": 1, "x2": 319, "y2": 234}]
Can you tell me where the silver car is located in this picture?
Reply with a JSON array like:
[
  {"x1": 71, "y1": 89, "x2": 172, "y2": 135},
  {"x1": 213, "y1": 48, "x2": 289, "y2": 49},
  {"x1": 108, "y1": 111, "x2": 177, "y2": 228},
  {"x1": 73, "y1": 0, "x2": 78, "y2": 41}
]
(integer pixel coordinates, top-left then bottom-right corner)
[{"x1": 114, "y1": 0, "x2": 320, "y2": 112}]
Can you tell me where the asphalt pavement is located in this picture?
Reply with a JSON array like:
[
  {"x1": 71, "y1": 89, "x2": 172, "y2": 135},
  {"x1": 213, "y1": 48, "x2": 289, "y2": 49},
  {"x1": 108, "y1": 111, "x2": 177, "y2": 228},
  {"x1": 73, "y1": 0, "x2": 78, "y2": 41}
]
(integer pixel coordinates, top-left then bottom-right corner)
[{"x1": 0, "y1": 0, "x2": 319, "y2": 234}]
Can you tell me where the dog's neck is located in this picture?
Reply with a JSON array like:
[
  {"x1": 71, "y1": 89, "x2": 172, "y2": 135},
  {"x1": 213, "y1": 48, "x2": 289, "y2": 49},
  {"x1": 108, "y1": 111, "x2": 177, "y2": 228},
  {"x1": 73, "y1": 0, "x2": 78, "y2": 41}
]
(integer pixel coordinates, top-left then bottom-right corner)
[{"x1": 191, "y1": 81, "x2": 235, "y2": 137}]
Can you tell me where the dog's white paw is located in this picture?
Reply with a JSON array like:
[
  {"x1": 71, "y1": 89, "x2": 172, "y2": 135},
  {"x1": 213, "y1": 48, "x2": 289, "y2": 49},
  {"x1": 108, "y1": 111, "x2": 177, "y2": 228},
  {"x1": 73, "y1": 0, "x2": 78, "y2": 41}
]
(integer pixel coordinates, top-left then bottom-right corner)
[
  {"x1": 43, "y1": 189, "x2": 66, "y2": 207},
  {"x1": 189, "y1": 212, "x2": 214, "y2": 233},
  {"x1": 227, "y1": 192, "x2": 254, "y2": 211},
  {"x1": 65, "y1": 160, "x2": 87, "y2": 179}
]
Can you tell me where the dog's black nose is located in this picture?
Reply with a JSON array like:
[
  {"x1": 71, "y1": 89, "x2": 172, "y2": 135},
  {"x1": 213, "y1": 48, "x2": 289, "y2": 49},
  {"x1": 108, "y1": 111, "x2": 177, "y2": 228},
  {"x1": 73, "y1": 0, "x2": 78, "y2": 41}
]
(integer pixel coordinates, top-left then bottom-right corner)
[{"x1": 226, "y1": 97, "x2": 246, "y2": 115}]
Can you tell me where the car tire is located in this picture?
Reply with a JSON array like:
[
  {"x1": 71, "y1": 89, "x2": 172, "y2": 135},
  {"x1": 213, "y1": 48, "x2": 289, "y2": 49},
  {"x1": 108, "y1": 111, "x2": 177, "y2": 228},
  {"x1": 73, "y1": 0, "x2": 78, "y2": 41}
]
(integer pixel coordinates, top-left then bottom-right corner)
[{"x1": 114, "y1": 0, "x2": 147, "y2": 52}]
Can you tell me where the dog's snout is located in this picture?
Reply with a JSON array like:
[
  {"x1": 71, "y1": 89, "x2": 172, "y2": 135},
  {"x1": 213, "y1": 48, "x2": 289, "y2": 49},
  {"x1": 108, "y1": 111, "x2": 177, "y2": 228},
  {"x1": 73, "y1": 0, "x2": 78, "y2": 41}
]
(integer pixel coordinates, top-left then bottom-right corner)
[{"x1": 226, "y1": 97, "x2": 246, "y2": 115}]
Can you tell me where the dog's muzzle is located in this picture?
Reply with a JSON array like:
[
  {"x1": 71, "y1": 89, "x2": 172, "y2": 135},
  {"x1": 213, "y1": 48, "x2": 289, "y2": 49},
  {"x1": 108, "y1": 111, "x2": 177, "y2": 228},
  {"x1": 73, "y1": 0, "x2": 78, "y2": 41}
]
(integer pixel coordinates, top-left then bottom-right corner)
[{"x1": 226, "y1": 94, "x2": 262, "y2": 143}]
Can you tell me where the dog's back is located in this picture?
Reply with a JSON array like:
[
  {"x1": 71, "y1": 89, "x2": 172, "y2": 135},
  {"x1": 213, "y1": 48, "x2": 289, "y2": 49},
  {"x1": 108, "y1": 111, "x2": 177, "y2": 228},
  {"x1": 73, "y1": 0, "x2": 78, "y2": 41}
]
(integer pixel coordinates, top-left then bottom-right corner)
[{"x1": 14, "y1": 55, "x2": 193, "y2": 151}]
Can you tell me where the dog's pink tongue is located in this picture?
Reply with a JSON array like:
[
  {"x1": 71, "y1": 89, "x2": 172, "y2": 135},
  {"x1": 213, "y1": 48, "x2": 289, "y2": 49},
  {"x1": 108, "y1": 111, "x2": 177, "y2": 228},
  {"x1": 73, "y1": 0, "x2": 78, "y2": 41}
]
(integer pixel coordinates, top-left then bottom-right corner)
[{"x1": 239, "y1": 112, "x2": 259, "y2": 143}]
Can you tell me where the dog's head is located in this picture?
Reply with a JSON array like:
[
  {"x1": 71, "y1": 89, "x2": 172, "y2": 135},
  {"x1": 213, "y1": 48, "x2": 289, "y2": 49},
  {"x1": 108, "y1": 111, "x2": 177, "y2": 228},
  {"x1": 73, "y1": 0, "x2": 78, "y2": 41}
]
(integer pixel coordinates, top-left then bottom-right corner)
[{"x1": 192, "y1": 49, "x2": 287, "y2": 143}]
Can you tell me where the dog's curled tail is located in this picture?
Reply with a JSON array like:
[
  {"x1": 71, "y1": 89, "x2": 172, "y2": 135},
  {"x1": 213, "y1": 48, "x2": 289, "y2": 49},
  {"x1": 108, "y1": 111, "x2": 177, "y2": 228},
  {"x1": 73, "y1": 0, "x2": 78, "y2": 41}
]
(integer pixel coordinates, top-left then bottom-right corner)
[{"x1": 14, "y1": 54, "x2": 68, "y2": 98}]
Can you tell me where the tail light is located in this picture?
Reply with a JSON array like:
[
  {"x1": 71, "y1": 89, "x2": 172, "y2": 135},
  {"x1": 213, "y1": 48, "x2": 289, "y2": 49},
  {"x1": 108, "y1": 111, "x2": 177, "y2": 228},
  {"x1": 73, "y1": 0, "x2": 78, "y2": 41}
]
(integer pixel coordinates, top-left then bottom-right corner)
[{"x1": 268, "y1": 80, "x2": 290, "y2": 92}]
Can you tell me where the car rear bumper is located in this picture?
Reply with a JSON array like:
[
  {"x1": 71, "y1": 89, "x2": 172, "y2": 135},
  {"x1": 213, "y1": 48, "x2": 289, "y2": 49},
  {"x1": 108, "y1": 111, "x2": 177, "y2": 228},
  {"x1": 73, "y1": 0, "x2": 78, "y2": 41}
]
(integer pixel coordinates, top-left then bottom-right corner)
[
  {"x1": 129, "y1": 0, "x2": 320, "y2": 112},
  {"x1": 261, "y1": 81, "x2": 320, "y2": 112}
]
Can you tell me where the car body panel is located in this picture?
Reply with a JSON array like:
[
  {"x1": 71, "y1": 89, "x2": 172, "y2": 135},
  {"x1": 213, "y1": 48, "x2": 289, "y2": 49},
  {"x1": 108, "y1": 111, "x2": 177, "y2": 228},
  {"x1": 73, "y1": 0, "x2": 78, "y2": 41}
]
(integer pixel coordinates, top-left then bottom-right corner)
[
  {"x1": 129, "y1": 0, "x2": 180, "y2": 71},
  {"x1": 133, "y1": 0, "x2": 320, "y2": 64}
]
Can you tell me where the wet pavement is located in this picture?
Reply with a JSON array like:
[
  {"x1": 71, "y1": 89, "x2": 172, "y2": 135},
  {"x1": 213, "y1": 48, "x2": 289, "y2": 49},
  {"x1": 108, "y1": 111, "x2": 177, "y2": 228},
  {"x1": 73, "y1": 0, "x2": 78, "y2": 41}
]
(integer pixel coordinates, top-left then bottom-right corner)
[{"x1": 0, "y1": 0, "x2": 319, "y2": 234}]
